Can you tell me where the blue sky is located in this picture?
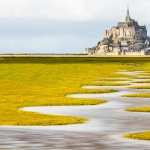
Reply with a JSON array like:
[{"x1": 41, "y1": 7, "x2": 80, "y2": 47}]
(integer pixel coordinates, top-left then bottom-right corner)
[{"x1": 0, "y1": 0, "x2": 150, "y2": 53}]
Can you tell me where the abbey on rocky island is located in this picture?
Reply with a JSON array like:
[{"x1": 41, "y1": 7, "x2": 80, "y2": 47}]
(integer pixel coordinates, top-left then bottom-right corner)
[{"x1": 87, "y1": 9, "x2": 150, "y2": 56}]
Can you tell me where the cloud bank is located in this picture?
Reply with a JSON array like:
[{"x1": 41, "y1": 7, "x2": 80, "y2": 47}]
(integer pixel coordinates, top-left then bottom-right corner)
[{"x1": 0, "y1": 0, "x2": 149, "y2": 53}]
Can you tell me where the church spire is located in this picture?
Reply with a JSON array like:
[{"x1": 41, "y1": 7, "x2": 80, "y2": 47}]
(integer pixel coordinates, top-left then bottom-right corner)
[
  {"x1": 127, "y1": 7, "x2": 130, "y2": 17},
  {"x1": 126, "y1": 7, "x2": 131, "y2": 22}
]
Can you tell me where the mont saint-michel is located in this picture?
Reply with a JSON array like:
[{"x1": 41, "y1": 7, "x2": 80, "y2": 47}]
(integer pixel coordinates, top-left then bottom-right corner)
[{"x1": 88, "y1": 9, "x2": 150, "y2": 56}]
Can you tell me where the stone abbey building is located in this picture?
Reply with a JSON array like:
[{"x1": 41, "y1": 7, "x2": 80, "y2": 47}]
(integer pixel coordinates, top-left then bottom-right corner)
[{"x1": 88, "y1": 9, "x2": 150, "y2": 56}]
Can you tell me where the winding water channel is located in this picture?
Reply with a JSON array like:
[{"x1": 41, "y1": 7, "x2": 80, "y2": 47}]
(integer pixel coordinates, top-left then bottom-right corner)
[{"x1": 1, "y1": 71, "x2": 150, "y2": 149}]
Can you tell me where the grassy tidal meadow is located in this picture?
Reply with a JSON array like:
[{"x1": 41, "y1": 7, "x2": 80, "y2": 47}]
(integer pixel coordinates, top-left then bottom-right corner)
[
  {"x1": 0, "y1": 57, "x2": 130, "y2": 125},
  {"x1": 1, "y1": 57, "x2": 150, "y2": 140}
]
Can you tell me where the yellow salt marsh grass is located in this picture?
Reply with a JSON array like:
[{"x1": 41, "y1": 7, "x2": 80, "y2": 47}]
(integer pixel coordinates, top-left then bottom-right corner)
[
  {"x1": 72, "y1": 89, "x2": 118, "y2": 94},
  {"x1": 0, "y1": 57, "x2": 150, "y2": 126},
  {"x1": 124, "y1": 131, "x2": 150, "y2": 140},
  {"x1": 130, "y1": 86, "x2": 150, "y2": 89},
  {"x1": 87, "y1": 81, "x2": 129, "y2": 86},
  {"x1": 0, "y1": 57, "x2": 130, "y2": 125},
  {"x1": 135, "y1": 76, "x2": 150, "y2": 79},
  {"x1": 123, "y1": 93, "x2": 150, "y2": 98},
  {"x1": 129, "y1": 83, "x2": 150, "y2": 89},
  {"x1": 132, "y1": 80, "x2": 150, "y2": 83},
  {"x1": 126, "y1": 106, "x2": 150, "y2": 112},
  {"x1": 97, "y1": 78, "x2": 131, "y2": 81}
]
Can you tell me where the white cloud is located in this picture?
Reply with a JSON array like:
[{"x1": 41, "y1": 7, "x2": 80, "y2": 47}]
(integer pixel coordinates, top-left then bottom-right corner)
[
  {"x1": 0, "y1": 0, "x2": 93, "y2": 20},
  {"x1": 0, "y1": 0, "x2": 150, "y2": 53},
  {"x1": 0, "y1": 0, "x2": 149, "y2": 22},
  {"x1": 0, "y1": 0, "x2": 30, "y2": 17}
]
